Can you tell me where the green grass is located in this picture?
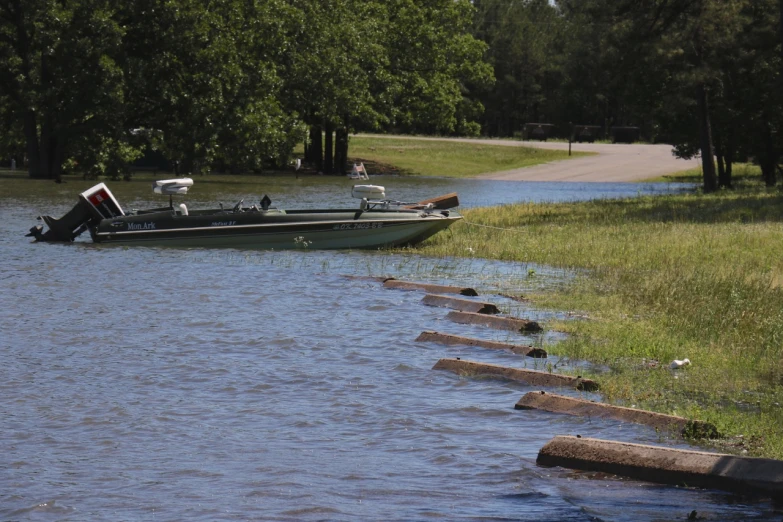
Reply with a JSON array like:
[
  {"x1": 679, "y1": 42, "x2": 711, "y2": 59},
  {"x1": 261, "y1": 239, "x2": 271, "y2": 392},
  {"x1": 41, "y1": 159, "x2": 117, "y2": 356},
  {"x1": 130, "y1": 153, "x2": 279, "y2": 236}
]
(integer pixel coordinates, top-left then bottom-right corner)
[
  {"x1": 346, "y1": 136, "x2": 590, "y2": 177},
  {"x1": 412, "y1": 185, "x2": 783, "y2": 457}
]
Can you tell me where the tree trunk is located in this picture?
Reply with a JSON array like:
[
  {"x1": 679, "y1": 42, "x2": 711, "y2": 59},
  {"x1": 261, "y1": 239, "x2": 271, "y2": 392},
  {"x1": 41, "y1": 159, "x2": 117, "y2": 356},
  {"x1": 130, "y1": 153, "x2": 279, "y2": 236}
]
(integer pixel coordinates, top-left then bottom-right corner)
[
  {"x1": 334, "y1": 127, "x2": 344, "y2": 175},
  {"x1": 341, "y1": 118, "x2": 350, "y2": 176},
  {"x1": 308, "y1": 124, "x2": 323, "y2": 171},
  {"x1": 324, "y1": 121, "x2": 334, "y2": 174},
  {"x1": 40, "y1": 114, "x2": 52, "y2": 179},
  {"x1": 761, "y1": 161, "x2": 776, "y2": 186},
  {"x1": 334, "y1": 123, "x2": 348, "y2": 176},
  {"x1": 725, "y1": 129, "x2": 734, "y2": 188},
  {"x1": 760, "y1": 126, "x2": 778, "y2": 187},
  {"x1": 725, "y1": 155, "x2": 733, "y2": 186},
  {"x1": 696, "y1": 83, "x2": 717, "y2": 192},
  {"x1": 50, "y1": 131, "x2": 64, "y2": 183},
  {"x1": 715, "y1": 136, "x2": 731, "y2": 189},
  {"x1": 24, "y1": 111, "x2": 44, "y2": 178},
  {"x1": 716, "y1": 154, "x2": 726, "y2": 187},
  {"x1": 25, "y1": 109, "x2": 65, "y2": 181}
]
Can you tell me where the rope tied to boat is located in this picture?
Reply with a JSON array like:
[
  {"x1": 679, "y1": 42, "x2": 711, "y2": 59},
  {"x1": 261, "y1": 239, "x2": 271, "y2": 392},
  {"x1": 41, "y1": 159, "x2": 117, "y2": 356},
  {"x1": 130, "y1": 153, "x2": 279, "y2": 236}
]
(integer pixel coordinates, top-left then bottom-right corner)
[{"x1": 462, "y1": 219, "x2": 524, "y2": 232}]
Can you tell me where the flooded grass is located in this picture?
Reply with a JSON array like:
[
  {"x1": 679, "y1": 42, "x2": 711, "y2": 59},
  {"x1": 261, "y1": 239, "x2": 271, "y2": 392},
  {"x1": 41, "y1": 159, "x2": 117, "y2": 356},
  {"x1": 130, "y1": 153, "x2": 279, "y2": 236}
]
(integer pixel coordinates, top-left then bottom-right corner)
[{"x1": 413, "y1": 186, "x2": 783, "y2": 458}]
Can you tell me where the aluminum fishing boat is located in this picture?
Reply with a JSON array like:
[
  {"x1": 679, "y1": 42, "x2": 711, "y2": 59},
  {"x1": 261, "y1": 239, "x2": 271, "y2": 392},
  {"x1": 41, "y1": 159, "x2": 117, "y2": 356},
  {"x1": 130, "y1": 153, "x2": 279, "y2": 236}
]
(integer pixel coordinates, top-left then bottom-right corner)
[{"x1": 26, "y1": 179, "x2": 461, "y2": 249}]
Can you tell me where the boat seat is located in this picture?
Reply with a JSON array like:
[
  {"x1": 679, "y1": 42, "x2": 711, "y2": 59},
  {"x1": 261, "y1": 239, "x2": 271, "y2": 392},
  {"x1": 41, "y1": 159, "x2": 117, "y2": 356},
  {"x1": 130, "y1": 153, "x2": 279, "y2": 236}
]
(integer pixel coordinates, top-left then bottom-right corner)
[{"x1": 179, "y1": 203, "x2": 188, "y2": 216}]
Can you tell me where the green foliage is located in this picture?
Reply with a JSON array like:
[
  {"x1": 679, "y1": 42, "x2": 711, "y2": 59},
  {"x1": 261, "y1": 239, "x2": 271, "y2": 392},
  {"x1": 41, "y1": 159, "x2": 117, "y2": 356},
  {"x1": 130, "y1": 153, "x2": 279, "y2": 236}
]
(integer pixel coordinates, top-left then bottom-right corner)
[
  {"x1": 0, "y1": 0, "x2": 130, "y2": 178},
  {"x1": 472, "y1": 0, "x2": 782, "y2": 189},
  {"x1": 381, "y1": 0, "x2": 493, "y2": 134},
  {"x1": 475, "y1": 0, "x2": 566, "y2": 136},
  {"x1": 0, "y1": 0, "x2": 491, "y2": 177}
]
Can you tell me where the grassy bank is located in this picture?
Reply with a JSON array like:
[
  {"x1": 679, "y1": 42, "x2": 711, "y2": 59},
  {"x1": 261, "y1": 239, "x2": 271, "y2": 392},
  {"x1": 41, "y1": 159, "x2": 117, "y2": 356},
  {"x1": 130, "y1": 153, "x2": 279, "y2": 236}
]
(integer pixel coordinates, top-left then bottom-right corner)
[
  {"x1": 415, "y1": 183, "x2": 783, "y2": 458},
  {"x1": 347, "y1": 136, "x2": 588, "y2": 177}
]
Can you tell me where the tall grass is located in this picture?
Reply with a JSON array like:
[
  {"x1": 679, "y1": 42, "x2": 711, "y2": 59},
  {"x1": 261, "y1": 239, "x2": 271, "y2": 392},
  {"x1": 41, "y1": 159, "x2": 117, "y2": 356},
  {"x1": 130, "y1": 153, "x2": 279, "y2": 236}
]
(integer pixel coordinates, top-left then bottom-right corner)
[{"x1": 416, "y1": 186, "x2": 783, "y2": 457}]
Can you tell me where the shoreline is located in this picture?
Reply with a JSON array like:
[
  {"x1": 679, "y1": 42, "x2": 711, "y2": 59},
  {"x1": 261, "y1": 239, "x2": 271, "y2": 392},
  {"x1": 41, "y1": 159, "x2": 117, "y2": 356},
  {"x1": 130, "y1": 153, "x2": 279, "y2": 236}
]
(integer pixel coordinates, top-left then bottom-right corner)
[{"x1": 414, "y1": 184, "x2": 783, "y2": 459}]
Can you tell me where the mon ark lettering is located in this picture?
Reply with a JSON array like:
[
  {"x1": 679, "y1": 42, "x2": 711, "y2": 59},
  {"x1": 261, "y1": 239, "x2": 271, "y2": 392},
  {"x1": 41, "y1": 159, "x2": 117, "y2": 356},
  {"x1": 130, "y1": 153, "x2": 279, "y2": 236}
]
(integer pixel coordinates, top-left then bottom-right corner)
[{"x1": 127, "y1": 222, "x2": 156, "y2": 231}]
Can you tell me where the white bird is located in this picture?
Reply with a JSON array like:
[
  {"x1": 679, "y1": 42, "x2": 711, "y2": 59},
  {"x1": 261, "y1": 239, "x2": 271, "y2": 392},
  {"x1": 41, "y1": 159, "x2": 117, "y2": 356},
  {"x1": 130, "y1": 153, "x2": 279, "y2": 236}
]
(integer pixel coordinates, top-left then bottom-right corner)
[
  {"x1": 294, "y1": 158, "x2": 301, "y2": 171},
  {"x1": 670, "y1": 358, "x2": 691, "y2": 369}
]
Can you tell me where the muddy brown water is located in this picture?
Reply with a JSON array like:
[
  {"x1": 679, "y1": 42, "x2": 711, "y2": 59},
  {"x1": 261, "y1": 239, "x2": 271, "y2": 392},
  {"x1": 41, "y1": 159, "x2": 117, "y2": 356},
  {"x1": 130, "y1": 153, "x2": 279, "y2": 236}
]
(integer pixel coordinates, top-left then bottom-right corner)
[{"x1": 2, "y1": 178, "x2": 778, "y2": 520}]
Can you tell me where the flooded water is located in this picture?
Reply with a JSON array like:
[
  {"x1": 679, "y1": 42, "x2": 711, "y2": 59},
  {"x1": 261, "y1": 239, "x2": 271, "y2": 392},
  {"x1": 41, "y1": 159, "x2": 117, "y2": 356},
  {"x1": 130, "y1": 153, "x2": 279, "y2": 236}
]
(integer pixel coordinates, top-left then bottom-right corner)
[{"x1": 2, "y1": 176, "x2": 778, "y2": 520}]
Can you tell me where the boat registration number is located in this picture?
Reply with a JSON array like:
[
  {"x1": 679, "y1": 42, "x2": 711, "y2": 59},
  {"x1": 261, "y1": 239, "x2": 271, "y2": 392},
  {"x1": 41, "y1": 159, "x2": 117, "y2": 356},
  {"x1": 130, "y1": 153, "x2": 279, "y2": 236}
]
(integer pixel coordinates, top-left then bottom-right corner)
[
  {"x1": 211, "y1": 221, "x2": 237, "y2": 226},
  {"x1": 333, "y1": 222, "x2": 384, "y2": 230}
]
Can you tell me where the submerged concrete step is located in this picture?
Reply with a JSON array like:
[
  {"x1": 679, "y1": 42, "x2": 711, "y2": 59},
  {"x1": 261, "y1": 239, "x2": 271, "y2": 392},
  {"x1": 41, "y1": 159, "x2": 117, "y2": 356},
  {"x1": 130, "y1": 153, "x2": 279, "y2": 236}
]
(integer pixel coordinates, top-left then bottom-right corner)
[
  {"x1": 445, "y1": 311, "x2": 542, "y2": 333},
  {"x1": 421, "y1": 294, "x2": 500, "y2": 314},
  {"x1": 416, "y1": 331, "x2": 546, "y2": 358},
  {"x1": 516, "y1": 391, "x2": 718, "y2": 439},
  {"x1": 343, "y1": 275, "x2": 395, "y2": 283},
  {"x1": 537, "y1": 436, "x2": 783, "y2": 497},
  {"x1": 432, "y1": 358, "x2": 598, "y2": 391},
  {"x1": 383, "y1": 279, "x2": 478, "y2": 296}
]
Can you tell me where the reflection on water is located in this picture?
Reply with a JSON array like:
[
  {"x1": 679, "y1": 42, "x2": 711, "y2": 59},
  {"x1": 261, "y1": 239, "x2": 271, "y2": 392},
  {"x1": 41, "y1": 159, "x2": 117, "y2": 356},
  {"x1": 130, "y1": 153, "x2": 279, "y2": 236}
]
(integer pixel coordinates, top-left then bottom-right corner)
[{"x1": 1, "y1": 178, "x2": 777, "y2": 521}]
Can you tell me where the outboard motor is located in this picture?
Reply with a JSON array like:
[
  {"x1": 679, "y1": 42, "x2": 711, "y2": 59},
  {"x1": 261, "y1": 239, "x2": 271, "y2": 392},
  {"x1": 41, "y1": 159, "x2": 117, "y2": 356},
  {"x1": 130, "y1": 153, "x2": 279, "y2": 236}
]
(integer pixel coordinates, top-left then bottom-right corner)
[{"x1": 27, "y1": 183, "x2": 125, "y2": 242}]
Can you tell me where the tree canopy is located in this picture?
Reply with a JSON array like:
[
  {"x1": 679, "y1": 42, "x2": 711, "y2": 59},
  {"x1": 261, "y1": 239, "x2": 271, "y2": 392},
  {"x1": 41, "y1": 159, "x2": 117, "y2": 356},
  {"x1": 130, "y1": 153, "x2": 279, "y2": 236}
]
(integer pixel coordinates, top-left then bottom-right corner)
[
  {"x1": 474, "y1": 0, "x2": 783, "y2": 190},
  {"x1": 0, "y1": 0, "x2": 490, "y2": 178},
  {"x1": 1, "y1": 0, "x2": 781, "y2": 187}
]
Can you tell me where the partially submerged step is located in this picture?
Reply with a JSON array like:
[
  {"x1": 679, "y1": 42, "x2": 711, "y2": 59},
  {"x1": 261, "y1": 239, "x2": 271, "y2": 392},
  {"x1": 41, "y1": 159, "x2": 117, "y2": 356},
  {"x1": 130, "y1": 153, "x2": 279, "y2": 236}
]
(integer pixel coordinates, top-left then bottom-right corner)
[
  {"x1": 421, "y1": 294, "x2": 499, "y2": 314},
  {"x1": 383, "y1": 279, "x2": 478, "y2": 296},
  {"x1": 343, "y1": 275, "x2": 395, "y2": 283},
  {"x1": 445, "y1": 311, "x2": 542, "y2": 333},
  {"x1": 516, "y1": 391, "x2": 718, "y2": 439},
  {"x1": 432, "y1": 358, "x2": 597, "y2": 391},
  {"x1": 537, "y1": 436, "x2": 783, "y2": 497},
  {"x1": 416, "y1": 331, "x2": 546, "y2": 358}
]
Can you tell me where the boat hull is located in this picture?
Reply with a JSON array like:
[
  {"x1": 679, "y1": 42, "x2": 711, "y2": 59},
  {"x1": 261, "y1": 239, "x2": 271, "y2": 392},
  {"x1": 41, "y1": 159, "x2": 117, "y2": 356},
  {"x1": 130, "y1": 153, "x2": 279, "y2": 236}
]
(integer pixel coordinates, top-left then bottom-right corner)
[{"x1": 89, "y1": 211, "x2": 461, "y2": 249}]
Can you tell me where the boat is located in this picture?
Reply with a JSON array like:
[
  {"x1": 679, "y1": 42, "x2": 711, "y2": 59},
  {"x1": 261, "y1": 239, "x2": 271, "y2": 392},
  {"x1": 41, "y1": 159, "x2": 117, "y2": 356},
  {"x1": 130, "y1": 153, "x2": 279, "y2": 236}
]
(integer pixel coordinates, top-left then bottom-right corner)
[{"x1": 26, "y1": 178, "x2": 462, "y2": 250}]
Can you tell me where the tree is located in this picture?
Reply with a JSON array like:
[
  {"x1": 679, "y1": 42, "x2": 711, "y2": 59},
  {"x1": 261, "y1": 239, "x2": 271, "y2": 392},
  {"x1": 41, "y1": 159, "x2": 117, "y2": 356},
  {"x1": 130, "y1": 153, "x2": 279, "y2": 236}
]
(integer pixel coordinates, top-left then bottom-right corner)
[
  {"x1": 476, "y1": 0, "x2": 566, "y2": 136},
  {"x1": 284, "y1": 0, "x2": 492, "y2": 174},
  {"x1": 121, "y1": 0, "x2": 298, "y2": 175},
  {"x1": 0, "y1": 0, "x2": 493, "y2": 179},
  {"x1": 0, "y1": 0, "x2": 131, "y2": 180},
  {"x1": 382, "y1": 0, "x2": 492, "y2": 135}
]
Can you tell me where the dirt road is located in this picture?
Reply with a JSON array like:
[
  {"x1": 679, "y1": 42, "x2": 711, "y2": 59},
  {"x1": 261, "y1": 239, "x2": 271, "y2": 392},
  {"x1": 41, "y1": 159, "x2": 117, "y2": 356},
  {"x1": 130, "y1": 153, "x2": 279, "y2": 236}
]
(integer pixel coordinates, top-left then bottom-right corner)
[{"x1": 362, "y1": 135, "x2": 701, "y2": 182}]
